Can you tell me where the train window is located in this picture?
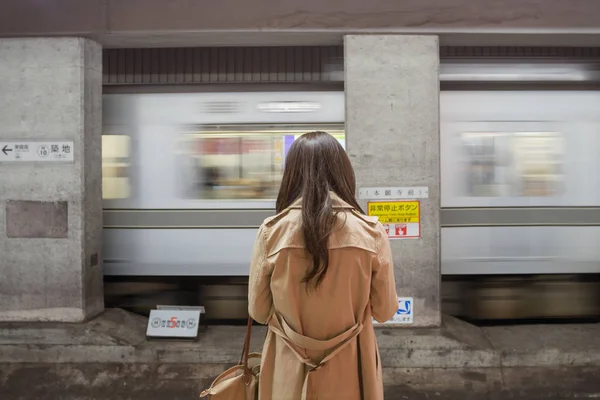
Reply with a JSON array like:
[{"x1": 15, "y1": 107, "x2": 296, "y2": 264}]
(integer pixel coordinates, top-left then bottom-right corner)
[
  {"x1": 461, "y1": 131, "x2": 563, "y2": 198},
  {"x1": 102, "y1": 134, "x2": 131, "y2": 199},
  {"x1": 513, "y1": 132, "x2": 564, "y2": 197},
  {"x1": 462, "y1": 132, "x2": 512, "y2": 197},
  {"x1": 180, "y1": 124, "x2": 345, "y2": 200}
]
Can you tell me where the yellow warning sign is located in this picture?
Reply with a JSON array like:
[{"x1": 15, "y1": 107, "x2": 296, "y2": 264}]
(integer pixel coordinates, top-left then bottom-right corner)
[{"x1": 367, "y1": 201, "x2": 420, "y2": 224}]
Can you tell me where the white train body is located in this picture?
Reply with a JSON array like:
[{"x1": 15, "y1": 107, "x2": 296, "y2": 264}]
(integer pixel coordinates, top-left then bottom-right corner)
[{"x1": 101, "y1": 82, "x2": 600, "y2": 321}]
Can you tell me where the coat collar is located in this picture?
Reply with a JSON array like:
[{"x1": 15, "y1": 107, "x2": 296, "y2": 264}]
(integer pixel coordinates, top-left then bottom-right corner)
[{"x1": 289, "y1": 191, "x2": 355, "y2": 210}]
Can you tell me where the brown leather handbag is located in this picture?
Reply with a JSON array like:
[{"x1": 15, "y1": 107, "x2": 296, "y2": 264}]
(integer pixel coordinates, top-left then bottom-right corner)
[{"x1": 199, "y1": 318, "x2": 261, "y2": 400}]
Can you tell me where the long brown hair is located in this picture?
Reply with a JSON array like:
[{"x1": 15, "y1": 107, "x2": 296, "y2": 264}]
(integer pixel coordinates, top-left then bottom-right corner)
[{"x1": 276, "y1": 131, "x2": 364, "y2": 288}]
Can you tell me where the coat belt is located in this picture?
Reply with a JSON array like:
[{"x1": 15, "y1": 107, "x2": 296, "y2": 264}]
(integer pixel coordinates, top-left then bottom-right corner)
[{"x1": 268, "y1": 314, "x2": 364, "y2": 400}]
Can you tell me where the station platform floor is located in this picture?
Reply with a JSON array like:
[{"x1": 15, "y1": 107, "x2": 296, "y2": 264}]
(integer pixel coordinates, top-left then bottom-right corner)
[{"x1": 1, "y1": 308, "x2": 599, "y2": 399}]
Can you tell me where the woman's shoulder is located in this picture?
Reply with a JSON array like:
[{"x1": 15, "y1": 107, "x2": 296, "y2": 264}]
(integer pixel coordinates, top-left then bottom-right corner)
[
  {"x1": 257, "y1": 207, "x2": 385, "y2": 254},
  {"x1": 339, "y1": 209, "x2": 385, "y2": 239},
  {"x1": 327, "y1": 210, "x2": 385, "y2": 253},
  {"x1": 261, "y1": 207, "x2": 298, "y2": 229},
  {"x1": 257, "y1": 208, "x2": 304, "y2": 255},
  {"x1": 348, "y1": 209, "x2": 380, "y2": 226},
  {"x1": 261, "y1": 207, "x2": 380, "y2": 228},
  {"x1": 257, "y1": 208, "x2": 302, "y2": 244}
]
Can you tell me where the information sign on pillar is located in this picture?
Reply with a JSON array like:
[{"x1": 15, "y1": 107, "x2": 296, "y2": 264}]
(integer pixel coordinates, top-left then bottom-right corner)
[
  {"x1": 360, "y1": 186, "x2": 427, "y2": 240},
  {"x1": 367, "y1": 200, "x2": 420, "y2": 239},
  {"x1": 358, "y1": 186, "x2": 429, "y2": 200},
  {"x1": 373, "y1": 297, "x2": 414, "y2": 325},
  {"x1": 0, "y1": 140, "x2": 75, "y2": 163}
]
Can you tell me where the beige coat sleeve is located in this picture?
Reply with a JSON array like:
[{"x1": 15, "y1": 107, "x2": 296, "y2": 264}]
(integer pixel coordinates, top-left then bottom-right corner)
[
  {"x1": 248, "y1": 224, "x2": 273, "y2": 324},
  {"x1": 370, "y1": 224, "x2": 399, "y2": 323}
]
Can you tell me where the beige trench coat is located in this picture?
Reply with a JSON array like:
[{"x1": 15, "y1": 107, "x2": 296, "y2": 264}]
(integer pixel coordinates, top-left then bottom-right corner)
[{"x1": 248, "y1": 192, "x2": 398, "y2": 400}]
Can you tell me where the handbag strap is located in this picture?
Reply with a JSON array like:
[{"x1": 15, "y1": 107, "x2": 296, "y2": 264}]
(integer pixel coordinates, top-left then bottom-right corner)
[{"x1": 238, "y1": 317, "x2": 253, "y2": 379}]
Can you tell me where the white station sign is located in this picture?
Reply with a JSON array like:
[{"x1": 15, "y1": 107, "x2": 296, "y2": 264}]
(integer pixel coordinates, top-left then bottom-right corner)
[
  {"x1": 0, "y1": 140, "x2": 74, "y2": 163},
  {"x1": 373, "y1": 297, "x2": 414, "y2": 325},
  {"x1": 146, "y1": 307, "x2": 204, "y2": 339},
  {"x1": 359, "y1": 187, "x2": 429, "y2": 200}
]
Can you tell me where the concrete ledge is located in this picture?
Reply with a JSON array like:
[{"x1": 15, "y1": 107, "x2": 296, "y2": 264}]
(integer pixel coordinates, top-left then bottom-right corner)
[{"x1": 1, "y1": 309, "x2": 600, "y2": 399}]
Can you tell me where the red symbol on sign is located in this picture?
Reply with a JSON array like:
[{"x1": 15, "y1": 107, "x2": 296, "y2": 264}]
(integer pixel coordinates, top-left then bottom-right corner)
[
  {"x1": 395, "y1": 224, "x2": 407, "y2": 236},
  {"x1": 384, "y1": 224, "x2": 390, "y2": 235}
]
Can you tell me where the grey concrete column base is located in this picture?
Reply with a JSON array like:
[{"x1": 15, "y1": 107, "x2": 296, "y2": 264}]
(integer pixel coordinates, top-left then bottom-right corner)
[
  {"x1": 0, "y1": 37, "x2": 104, "y2": 322},
  {"x1": 345, "y1": 34, "x2": 441, "y2": 328},
  {"x1": 1, "y1": 309, "x2": 599, "y2": 399}
]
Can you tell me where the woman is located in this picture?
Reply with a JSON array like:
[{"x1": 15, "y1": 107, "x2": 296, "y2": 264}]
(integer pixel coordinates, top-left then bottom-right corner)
[{"x1": 248, "y1": 131, "x2": 398, "y2": 400}]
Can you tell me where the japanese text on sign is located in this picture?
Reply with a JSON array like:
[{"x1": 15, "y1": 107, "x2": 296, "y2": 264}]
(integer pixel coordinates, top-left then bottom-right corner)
[
  {"x1": 367, "y1": 201, "x2": 419, "y2": 224},
  {"x1": 367, "y1": 200, "x2": 421, "y2": 239},
  {"x1": 359, "y1": 187, "x2": 429, "y2": 200},
  {"x1": 0, "y1": 140, "x2": 74, "y2": 163}
]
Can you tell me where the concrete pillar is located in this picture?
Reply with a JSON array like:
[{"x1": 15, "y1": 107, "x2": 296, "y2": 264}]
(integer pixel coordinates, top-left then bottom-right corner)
[
  {"x1": 345, "y1": 35, "x2": 440, "y2": 327},
  {"x1": 0, "y1": 38, "x2": 104, "y2": 322}
]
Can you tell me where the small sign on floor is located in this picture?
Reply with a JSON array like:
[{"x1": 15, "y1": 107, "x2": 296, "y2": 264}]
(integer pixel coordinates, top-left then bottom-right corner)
[{"x1": 146, "y1": 306, "x2": 205, "y2": 340}]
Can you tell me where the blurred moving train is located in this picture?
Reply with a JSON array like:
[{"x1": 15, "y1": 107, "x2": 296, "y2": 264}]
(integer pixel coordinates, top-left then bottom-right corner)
[{"x1": 102, "y1": 61, "x2": 600, "y2": 323}]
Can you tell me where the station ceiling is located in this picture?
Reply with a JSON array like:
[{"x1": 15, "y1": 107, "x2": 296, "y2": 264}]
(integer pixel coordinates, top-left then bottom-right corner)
[{"x1": 1, "y1": 0, "x2": 600, "y2": 48}]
